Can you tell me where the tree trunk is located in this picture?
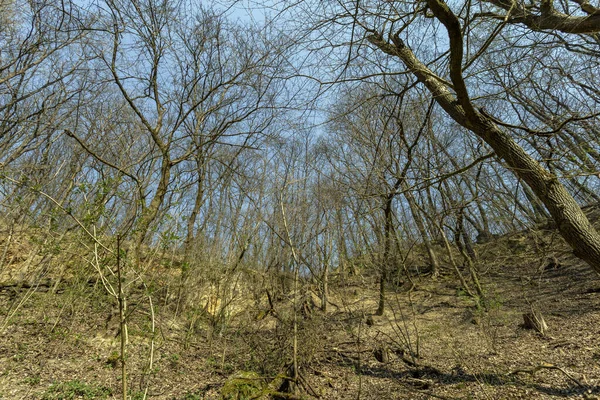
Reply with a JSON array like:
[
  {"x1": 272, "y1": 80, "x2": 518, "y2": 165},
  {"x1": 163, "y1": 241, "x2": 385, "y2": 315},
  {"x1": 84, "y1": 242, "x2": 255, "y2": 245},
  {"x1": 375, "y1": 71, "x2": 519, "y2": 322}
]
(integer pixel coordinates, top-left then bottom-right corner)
[
  {"x1": 176, "y1": 173, "x2": 206, "y2": 313},
  {"x1": 183, "y1": 175, "x2": 206, "y2": 261},
  {"x1": 376, "y1": 197, "x2": 394, "y2": 316},
  {"x1": 336, "y1": 208, "x2": 349, "y2": 277},
  {"x1": 134, "y1": 159, "x2": 171, "y2": 264},
  {"x1": 455, "y1": 208, "x2": 484, "y2": 302},
  {"x1": 322, "y1": 260, "x2": 328, "y2": 313},
  {"x1": 404, "y1": 188, "x2": 440, "y2": 278},
  {"x1": 320, "y1": 228, "x2": 331, "y2": 312},
  {"x1": 473, "y1": 165, "x2": 492, "y2": 236},
  {"x1": 472, "y1": 120, "x2": 600, "y2": 272},
  {"x1": 367, "y1": 31, "x2": 600, "y2": 274}
]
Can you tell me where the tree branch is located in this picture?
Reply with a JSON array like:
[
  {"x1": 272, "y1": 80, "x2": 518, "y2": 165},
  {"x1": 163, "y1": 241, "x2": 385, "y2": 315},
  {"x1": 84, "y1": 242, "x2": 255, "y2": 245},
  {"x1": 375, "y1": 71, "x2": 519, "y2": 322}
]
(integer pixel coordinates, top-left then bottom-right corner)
[{"x1": 484, "y1": 0, "x2": 600, "y2": 33}]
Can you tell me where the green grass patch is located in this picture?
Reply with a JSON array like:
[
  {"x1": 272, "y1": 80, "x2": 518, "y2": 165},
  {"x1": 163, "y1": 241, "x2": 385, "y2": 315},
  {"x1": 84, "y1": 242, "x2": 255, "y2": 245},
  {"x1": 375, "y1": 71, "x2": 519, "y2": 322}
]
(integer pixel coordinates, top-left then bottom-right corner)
[{"x1": 42, "y1": 380, "x2": 112, "y2": 400}]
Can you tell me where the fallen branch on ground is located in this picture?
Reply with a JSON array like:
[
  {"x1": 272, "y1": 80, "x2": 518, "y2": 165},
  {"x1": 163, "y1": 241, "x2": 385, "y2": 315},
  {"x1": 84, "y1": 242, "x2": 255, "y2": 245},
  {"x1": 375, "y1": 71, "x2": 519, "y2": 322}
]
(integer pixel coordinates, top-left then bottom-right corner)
[{"x1": 509, "y1": 363, "x2": 584, "y2": 387}]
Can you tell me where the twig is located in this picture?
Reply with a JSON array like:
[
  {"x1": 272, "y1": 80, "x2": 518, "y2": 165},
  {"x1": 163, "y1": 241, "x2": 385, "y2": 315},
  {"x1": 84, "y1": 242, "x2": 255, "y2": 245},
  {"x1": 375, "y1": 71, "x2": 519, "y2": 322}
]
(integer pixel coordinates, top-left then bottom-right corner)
[
  {"x1": 298, "y1": 372, "x2": 320, "y2": 398},
  {"x1": 1, "y1": 174, "x2": 114, "y2": 254},
  {"x1": 509, "y1": 363, "x2": 585, "y2": 387},
  {"x1": 142, "y1": 293, "x2": 155, "y2": 400},
  {"x1": 117, "y1": 236, "x2": 128, "y2": 400}
]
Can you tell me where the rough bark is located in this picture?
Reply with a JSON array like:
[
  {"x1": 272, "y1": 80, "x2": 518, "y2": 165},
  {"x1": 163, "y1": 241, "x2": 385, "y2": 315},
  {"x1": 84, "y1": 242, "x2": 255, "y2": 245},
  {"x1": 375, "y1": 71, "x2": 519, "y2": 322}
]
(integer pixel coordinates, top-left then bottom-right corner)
[
  {"x1": 483, "y1": 0, "x2": 600, "y2": 34},
  {"x1": 366, "y1": 0, "x2": 600, "y2": 273}
]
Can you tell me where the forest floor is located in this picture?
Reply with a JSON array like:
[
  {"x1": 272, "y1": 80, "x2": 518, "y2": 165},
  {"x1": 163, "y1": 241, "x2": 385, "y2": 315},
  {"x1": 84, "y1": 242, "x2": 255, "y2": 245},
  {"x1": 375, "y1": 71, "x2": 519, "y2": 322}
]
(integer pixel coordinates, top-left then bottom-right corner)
[{"x1": 1, "y1": 222, "x2": 600, "y2": 399}]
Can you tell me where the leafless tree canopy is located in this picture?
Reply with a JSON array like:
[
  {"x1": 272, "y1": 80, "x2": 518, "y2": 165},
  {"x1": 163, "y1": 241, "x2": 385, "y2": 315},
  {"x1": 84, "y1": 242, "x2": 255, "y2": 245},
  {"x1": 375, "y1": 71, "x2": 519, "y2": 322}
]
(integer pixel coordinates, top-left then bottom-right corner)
[{"x1": 1, "y1": 0, "x2": 600, "y2": 397}]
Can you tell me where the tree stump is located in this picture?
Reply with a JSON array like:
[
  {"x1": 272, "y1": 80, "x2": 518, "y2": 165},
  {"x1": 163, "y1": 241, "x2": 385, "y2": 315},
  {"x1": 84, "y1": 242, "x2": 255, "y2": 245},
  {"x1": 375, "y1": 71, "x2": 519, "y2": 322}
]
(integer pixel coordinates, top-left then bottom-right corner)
[
  {"x1": 523, "y1": 311, "x2": 548, "y2": 335},
  {"x1": 374, "y1": 346, "x2": 389, "y2": 363}
]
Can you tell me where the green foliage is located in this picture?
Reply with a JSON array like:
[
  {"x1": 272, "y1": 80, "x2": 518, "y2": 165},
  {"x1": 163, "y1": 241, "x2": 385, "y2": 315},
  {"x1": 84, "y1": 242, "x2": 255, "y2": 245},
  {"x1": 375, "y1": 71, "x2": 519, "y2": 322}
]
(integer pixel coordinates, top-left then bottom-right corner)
[
  {"x1": 221, "y1": 371, "x2": 264, "y2": 400},
  {"x1": 131, "y1": 391, "x2": 146, "y2": 400},
  {"x1": 23, "y1": 374, "x2": 41, "y2": 386},
  {"x1": 455, "y1": 287, "x2": 470, "y2": 300},
  {"x1": 169, "y1": 352, "x2": 180, "y2": 367},
  {"x1": 160, "y1": 229, "x2": 180, "y2": 249},
  {"x1": 484, "y1": 293, "x2": 505, "y2": 312},
  {"x1": 42, "y1": 380, "x2": 112, "y2": 400},
  {"x1": 106, "y1": 351, "x2": 120, "y2": 368}
]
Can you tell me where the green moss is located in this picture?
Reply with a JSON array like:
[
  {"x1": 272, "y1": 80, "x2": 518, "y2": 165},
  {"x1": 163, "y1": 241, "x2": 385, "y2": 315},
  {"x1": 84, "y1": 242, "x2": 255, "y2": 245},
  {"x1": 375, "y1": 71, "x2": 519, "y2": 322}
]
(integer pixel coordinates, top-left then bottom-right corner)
[
  {"x1": 221, "y1": 371, "x2": 264, "y2": 400},
  {"x1": 105, "y1": 351, "x2": 120, "y2": 368}
]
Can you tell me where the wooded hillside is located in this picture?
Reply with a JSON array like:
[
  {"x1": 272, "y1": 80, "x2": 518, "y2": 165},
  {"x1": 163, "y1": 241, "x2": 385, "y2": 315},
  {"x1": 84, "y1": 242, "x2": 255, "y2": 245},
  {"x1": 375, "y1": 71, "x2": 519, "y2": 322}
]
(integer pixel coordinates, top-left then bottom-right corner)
[{"x1": 1, "y1": 0, "x2": 600, "y2": 398}]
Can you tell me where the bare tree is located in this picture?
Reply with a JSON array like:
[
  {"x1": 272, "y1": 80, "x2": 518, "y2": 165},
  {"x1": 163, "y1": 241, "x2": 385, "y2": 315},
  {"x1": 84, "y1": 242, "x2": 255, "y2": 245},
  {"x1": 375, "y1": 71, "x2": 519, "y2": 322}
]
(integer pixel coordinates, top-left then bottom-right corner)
[
  {"x1": 63, "y1": 1, "x2": 281, "y2": 262},
  {"x1": 282, "y1": 0, "x2": 600, "y2": 272},
  {"x1": 0, "y1": 1, "x2": 89, "y2": 168},
  {"x1": 324, "y1": 83, "x2": 447, "y2": 313}
]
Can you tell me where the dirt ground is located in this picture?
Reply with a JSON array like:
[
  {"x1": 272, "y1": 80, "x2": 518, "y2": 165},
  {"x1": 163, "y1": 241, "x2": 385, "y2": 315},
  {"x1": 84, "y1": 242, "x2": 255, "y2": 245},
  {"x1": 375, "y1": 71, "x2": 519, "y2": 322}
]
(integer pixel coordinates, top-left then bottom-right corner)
[{"x1": 1, "y1": 228, "x2": 600, "y2": 399}]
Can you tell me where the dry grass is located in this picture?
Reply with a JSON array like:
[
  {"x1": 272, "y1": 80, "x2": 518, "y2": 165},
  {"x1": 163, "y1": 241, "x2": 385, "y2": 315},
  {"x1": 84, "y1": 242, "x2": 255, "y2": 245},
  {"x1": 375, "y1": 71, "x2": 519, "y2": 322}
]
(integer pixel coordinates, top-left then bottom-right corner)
[{"x1": 1, "y1": 225, "x2": 600, "y2": 399}]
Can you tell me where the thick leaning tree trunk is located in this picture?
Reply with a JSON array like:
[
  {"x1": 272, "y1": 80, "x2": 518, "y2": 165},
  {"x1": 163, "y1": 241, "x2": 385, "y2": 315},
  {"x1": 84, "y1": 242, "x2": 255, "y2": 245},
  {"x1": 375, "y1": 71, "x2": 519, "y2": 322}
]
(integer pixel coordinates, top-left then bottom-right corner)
[
  {"x1": 366, "y1": 0, "x2": 600, "y2": 274},
  {"x1": 471, "y1": 117, "x2": 600, "y2": 271}
]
